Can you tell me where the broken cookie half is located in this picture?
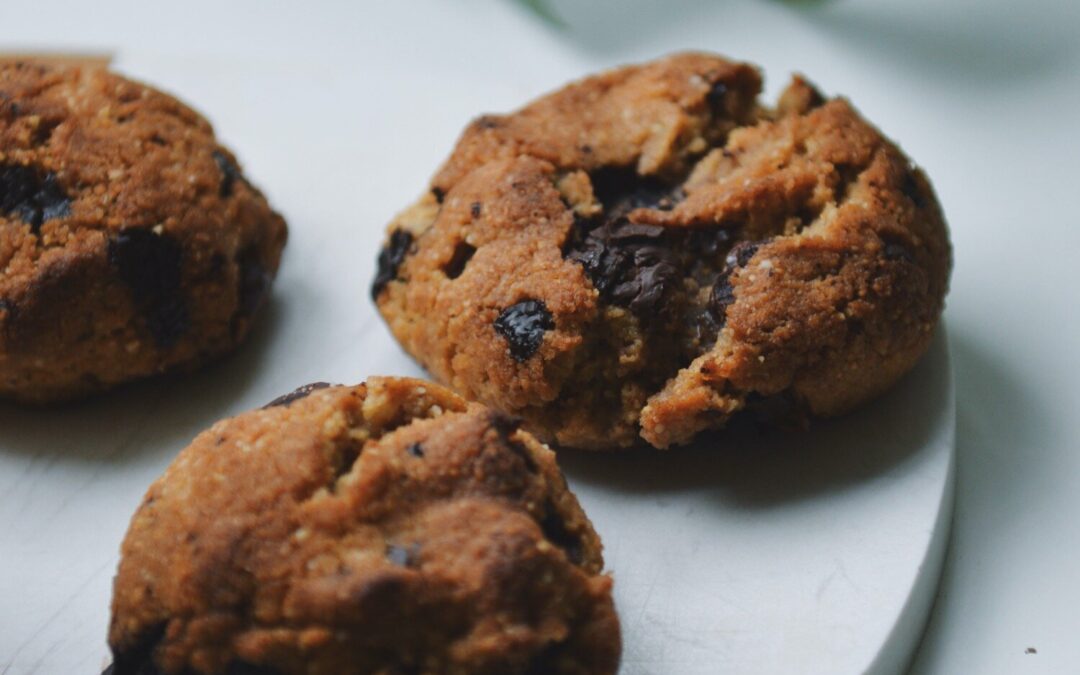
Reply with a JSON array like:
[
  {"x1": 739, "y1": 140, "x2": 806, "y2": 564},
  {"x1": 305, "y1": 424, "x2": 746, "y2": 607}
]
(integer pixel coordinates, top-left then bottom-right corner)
[
  {"x1": 372, "y1": 52, "x2": 951, "y2": 450},
  {"x1": 107, "y1": 377, "x2": 619, "y2": 675}
]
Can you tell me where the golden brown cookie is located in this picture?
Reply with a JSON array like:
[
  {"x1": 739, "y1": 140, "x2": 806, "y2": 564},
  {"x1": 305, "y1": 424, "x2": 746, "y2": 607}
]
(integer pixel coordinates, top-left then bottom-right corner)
[
  {"x1": 372, "y1": 52, "x2": 951, "y2": 449},
  {"x1": 107, "y1": 377, "x2": 620, "y2": 675},
  {"x1": 0, "y1": 61, "x2": 286, "y2": 402}
]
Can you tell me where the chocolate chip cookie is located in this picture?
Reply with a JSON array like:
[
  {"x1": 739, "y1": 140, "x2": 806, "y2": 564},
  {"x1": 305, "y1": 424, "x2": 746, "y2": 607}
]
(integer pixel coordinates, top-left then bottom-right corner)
[
  {"x1": 107, "y1": 377, "x2": 620, "y2": 675},
  {"x1": 372, "y1": 52, "x2": 951, "y2": 449},
  {"x1": 0, "y1": 61, "x2": 286, "y2": 402}
]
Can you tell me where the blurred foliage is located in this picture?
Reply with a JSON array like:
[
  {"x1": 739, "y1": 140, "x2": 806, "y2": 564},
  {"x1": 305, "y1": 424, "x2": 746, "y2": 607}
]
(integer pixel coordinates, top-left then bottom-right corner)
[
  {"x1": 515, "y1": 0, "x2": 831, "y2": 29},
  {"x1": 518, "y1": 0, "x2": 565, "y2": 27}
]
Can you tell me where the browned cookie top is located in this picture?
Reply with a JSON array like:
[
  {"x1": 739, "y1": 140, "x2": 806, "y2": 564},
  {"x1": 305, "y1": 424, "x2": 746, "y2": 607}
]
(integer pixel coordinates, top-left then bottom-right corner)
[
  {"x1": 108, "y1": 377, "x2": 620, "y2": 675},
  {"x1": 373, "y1": 52, "x2": 950, "y2": 449},
  {"x1": 0, "y1": 61, "x2": 286, "y2": 402}
]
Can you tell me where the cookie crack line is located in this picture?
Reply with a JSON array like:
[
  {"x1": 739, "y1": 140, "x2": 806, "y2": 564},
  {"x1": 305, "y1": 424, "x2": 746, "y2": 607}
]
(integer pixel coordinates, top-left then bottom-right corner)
[{"x1": 372, "y1": 52, "x2": 951, "y2": 450}]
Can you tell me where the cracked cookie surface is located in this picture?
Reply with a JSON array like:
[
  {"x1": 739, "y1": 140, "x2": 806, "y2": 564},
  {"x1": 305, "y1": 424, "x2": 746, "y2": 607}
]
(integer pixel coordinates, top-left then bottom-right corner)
[
  {"x1": 107, "y1": 377, "x2": 619, "y2": 675},
  {"x1": 0, "y1": 61, "x2": 286, "y2": 402},
  {"x1": 373, "y1": 52, "x2": 951, "y2": 449}
]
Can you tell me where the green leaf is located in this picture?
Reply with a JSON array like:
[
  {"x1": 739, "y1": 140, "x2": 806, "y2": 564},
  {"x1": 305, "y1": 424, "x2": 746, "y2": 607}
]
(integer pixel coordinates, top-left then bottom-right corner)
[{"x1": 517, "y1": 0, "x2": 566, "y2": 28}]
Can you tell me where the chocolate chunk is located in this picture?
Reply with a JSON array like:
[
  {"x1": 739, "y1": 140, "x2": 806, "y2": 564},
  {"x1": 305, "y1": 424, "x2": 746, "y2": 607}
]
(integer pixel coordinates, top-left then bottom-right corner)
[
  {"x1": 709, "y1": 274, "x2": 736, "y2": 319},
  {"x1": 563, "y1": 167, "x2": 687, "y2": 319},
  {"x1": 884, "y1": 241, "x2": 915, "y2": 263},
  {"x1": 470, "y1": 201, "x2": 482, "y2": 218},
  {"x1": 430, "y1": 186, "x2": 445, "y2": 203},
  {"x1": 0, "y1": 163, "x2": 70, "y2": 233},
  {"x1": 525, "y1": 644, "x2": 566, "y2": 675},
  {"x1": 371, "y1": 229, "x2": 414, "y2": 299},
  {"x1": 108, "y1": 229, "x2": 189, "y2": 347},
  {"x1": 606, "y1": 222, "x2": 666, "y2": 241},
  {"x1": 108, "y1": 621, "x2": 166, "y2": 675},
  {"x1": 742, "y1": 391, "x2": 808, "y2": 430},
  {"x1": 879, "y1": 232, "x2": 916, "y2": 264},
  {"x1": 212, "y1": 150, "x2": 243, "y2": 198},
  {"x1": 386, "y1": 543, "x2": 420, "y2": 568},
  {"x1": 443, "y1": 241, "x2": 476, "y2": 279},
  {"x1": 804, "y1": 86, "x2": 826, "y2": 110},
  {"x1": 236, "y1": 248, "x2": 271, "y2": 317},
  {"x1": 589, "y1": 166, "x2": 681, "y2": 217},
  {"x1": 539, "y1": 503, "x2": 583, "y2": 566},
  {"x1": 494, "y1": 300, "x2": 553, "y2": 362},
  {"x1": 901, "y1": 170, "x2": 927, "y2": 208},
  {"x1": 564, "y1": 223, "x2": 619, "y2": 296},
  {"x1": 263, "y1": 382, "x2": 332, "y2": 409},
  {"x1": 614, "y1": 244, "x2": 679, "y2": 314},
  {"x1": 726, "y1": 240, "x2": 761, "y2": 268},
  {"x1": 0, "y1": 92, "x2": 19, "y2": 120},
  {"x1": 489, "y1": 412, "x2": 523, "y2": 438},
  {"x1": 208, "y1": 252, "x2": 227, "y2": 278},
  {"x1": 686, "y1": 226, "x2": 732, "y2": 258},
  {"x1": 566, "y1": 219, "x2": 680, "y2": 317},
  {"x1": 709, "y1": 240, "x2": 764, "y2": 324},
  {"x1": 688, "y1": 305, "x2": 722, "y2": 353},
  {"x1": 407, "y1": 442, "x2": 424, "y2": 458},
  {"x1": 706, "y1": 80, "x2": 728, "y2": 111}
]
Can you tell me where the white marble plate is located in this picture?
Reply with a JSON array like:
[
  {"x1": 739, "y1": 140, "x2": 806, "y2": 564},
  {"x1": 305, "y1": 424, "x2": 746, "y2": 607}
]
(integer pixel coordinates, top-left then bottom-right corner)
[{"x1": 561, "y1": 331, "x2": 954, "y2": 675}]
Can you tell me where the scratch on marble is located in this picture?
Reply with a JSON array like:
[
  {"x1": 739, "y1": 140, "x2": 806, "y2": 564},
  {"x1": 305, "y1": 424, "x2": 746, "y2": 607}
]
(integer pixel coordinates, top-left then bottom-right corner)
[
  {"x1": 0, "y1": 558, "x2": 113, "y2": 675},
  {"x1": 816, "y1": 558, "x2": 861, "y2": 602}
]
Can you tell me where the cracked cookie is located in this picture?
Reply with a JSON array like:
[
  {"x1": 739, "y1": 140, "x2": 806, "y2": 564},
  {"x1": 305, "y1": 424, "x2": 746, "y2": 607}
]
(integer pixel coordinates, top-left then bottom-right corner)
[
  {"x1": 372, "y1": 52, "x2": 951, "y2": 449},
  {"x1": 0, "y1": 61, "x2": 286, "y2": 402},
  {"x1": 106, "y1": 377, "x2": 620, "y2": 675}
]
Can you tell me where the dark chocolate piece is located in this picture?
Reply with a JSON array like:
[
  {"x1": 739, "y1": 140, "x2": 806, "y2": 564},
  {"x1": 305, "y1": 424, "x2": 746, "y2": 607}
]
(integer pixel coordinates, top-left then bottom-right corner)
[
  {"x1": 212, "y1": 150, "x2": 242, "y2": 198},
  {"x1": 0, "y1": 163, "x2": 70, "y2": 233},
  {"x1": 539, "y1": 503, "x2": 584, "y2": 566},
  {"x1": 107, "y1": 621, "x2": 166, "y2": 675},
  {"x1": 706, "y1": 80, "x2": 728, "y2": 111},
  {"x1": 708, "y1": 240, "x2": 764, "y2": 325},
  {"x1": 108, "y1": 229, "x2": 189, "y2": 347},
  {"x1": 589, "y1": 166, "x2": 680, "y2": 217},
  {"x1": 566, "y1": 219, "x2": 679, "y2": 317},
  {"x1": 494, "y1": 300, "x2": 553, "y2": 362},
  {"x1": 901, "y1": 170, "x2": 927, "y2": 208},
  {"x1": 263, "y1": 382, "x2": 332, "y2": 409},
  {"x1": 443, "y1": 241, "x2": 476, "y2": 280},
  {"x1": 236, "y1": 248, "x2": 271, "y2": 317},
  {"x1": 371, "y1": 229, "x2": 414, "y2": 299}
]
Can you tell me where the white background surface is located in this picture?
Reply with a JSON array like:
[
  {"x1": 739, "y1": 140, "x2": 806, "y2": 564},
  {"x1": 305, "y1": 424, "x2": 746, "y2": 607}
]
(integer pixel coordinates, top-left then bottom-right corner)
[
  {"x1": 0, "y1": 23, "x2": 957, "y2": 675},
  {"x1": 0, "y1": 0, "x2": 1078, "y2": 673}
]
